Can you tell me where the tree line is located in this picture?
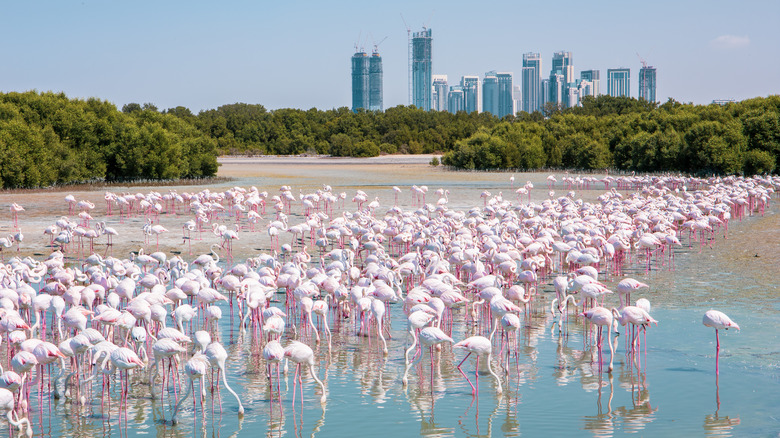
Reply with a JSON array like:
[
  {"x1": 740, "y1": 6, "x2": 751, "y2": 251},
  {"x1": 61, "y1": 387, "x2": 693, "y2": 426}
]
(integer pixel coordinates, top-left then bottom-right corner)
[
  {"x1": 0, "y1": 91, "x2": 218, "y2": 189},
  {"x1": 441, "y1": 95, "x2": 779, "y2": 175},
  {"x1": 0, "y1": 91, "x2": 777, "y2": 188}
]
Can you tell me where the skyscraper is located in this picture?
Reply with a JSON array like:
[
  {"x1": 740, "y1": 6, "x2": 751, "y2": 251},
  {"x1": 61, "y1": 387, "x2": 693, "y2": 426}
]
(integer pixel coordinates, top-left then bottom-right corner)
[
  {"x1": 368, "y1": 50, "x2": 383, "y2": 111},
  {"x1": 540, "y1": 78, "x2": 551, "y2": 109},
  {"x1": 432, "y1": 75, "x2": 448, "y2": 112},
  {"x1": 639, "y1": 65, "x2": 657, "y2": 102},
  {"x1": 496, "y1": 72, "x2": 514, "y2": 118},
  {"x1": 549, "y1": 73, "x2": 564, "y2": 108},
  {"x1": 460, "y1": 76, "x2": 481, "y2": 113},
  {"x1": 482, "y1": 72, "x2": 498, "y2": 116},
  {"x1": 412, "y1": 28, "x2": 433, "y2": 111},
  {"x1": 351, "y1": 51, "x2": 370, "y2": 112},
  {"x1": 580, "y1": 70, "x2": 600, "y2": 97},
  {"x1": 447, "y1": 86, "x2": 464, "y2": 113},
  {"x1": 551, "y1": 51, "x2": 573, "y2": 107},
  {"x1": 607, "y1": 68, "x2": 630, "y2": 97},
  {"x1": 522, "y1": 53, "x2": 541, "y2": 113}
]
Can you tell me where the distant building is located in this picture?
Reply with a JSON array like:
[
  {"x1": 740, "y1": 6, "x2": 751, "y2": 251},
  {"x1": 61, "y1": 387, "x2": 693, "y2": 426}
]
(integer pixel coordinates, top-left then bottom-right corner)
[
  {"x1": 432, "y1": 75, "x2": 448, "y2": 111},
  {"x1": 580, "y1": 70, "x2": 600, "y2": 97},
  {"x1": 639, "y1": 65, "x2": 657, "y2": 103},
  {"x1": 496, "y1": 72, "x2": 514, "y2": 118},
  {"x1": 551, "y1": 51, "x2": 574, "y2": 107},
  {"x1": 483, "y1": 72, "x2": 499, "y2": 115},
  {"x1": 712, "y1": 99, "x2": 736, "y2": 105},
  {"x1": 549, "y1": 73, "x2": 564, "y2": 107},
  {"x1": 412, "y1": 28, "x2": 433, "y2": 111},
  {"x1": 540, "y1": 78, "x2": 551, "y2": 109},
  {"x1": 578, "y1": 79, "x2": 594, "y2": 102},
  {"x1": 567, "y1": 86, "x2": 580, "y2": 108},
  {"x1": 522, "y1": 52, "x2": 542, "y2": 113},
  {"x1": 461, "y1": 76, "x2": 481, "y2": 113},
  {"x1": 448, "y1": 86, "x2": 464, "y2": 113},
  {"x1": 369, "y1": 51, "x2": 383, "y2": 111},
  {"x1": 607, "y1": 68, "x2": 631, "y2": 97},
  {"x1": 351, "y1": 51, "x2": 369, "y2": 112},
  {"x1": 513, "y1": 85, "x2": 522, "y2": 115}
]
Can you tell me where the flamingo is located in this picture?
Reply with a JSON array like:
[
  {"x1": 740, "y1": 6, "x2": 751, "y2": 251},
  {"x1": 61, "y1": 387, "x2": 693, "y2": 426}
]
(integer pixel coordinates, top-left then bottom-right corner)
[
  {"x1": 0, "y1": 387, "x2": 32, "y2": 436},
  {"x1": 453, "y1": 336, "x2": 502, "y2": 396},
  {"x1": 284, "y1": 341, "x2": 326, "y2": 407},
  {"x1": 702, "y1": 310, "x2": 739, "y2": 375},
  {"x1": 10, "y1": 203, "x2": 24, "y2": 229},
  {"x1": 402, "y1": 310, "x2": 435, "y2": 386},
  {"x1": 581, "y1": 307, "x2": 618, "y2": 372},
  {"x1": 262, "y1": 340, "x2": 285, "y2": 406},
  {"x1": 204, "y1": 341, "x2": 245, "y2": 415},
  {"x1": 171, "y1": 353, "x2": 210, "y2": 424}
]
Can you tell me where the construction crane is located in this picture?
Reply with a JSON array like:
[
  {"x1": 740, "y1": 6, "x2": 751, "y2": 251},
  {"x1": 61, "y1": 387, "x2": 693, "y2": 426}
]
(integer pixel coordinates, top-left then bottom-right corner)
[
  {"x1": 373, "y1": 36, "x2": 388, "y2": 54},
  {"x1": 636, "y1": 52, "x2": 648, "y2": 69},
  {"x1": 401, "y1": 14, "x2": 412, "y2": 105}
]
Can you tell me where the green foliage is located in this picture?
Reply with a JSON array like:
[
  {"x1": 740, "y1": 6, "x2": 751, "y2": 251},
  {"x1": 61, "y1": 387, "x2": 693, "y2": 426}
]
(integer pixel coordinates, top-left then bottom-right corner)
[
  {"x1": 743, "y1": 149, "x2": 776, "y2": 174},
  {"x1": 0, "y1": 91, "x2": 218, "y2": 188},
  {"x1": 430, "y1": 156, "x2": 440, "y2": 166},
  {"x1": 1, "y1": 91, "x2": 778, "y2": 188}
]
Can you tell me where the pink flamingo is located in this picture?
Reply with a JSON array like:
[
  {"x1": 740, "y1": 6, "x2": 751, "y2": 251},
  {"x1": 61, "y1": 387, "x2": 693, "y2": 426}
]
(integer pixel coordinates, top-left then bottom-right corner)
[
  {"x1": 702, "y1": 310, "x2": 739, "y2": 375},
  {"x1": 453, "y1": 336, "x2": 502, "y2": 396},
  {"x1": 581, "y1": 306, "x2": 618, "y2": 373},
  {"x1": 10, "y1": 203, "x2": 24, "y2": 230},
  {"x1": 284, "y1": 340, "x2": 326, "y2": 409}
]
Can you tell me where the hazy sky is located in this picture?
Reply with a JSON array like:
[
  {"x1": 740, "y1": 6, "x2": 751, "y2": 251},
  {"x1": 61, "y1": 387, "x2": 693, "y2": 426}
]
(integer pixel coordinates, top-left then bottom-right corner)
[{"x1": 2, "y1": 0, "x2": 778, "y2": 113}]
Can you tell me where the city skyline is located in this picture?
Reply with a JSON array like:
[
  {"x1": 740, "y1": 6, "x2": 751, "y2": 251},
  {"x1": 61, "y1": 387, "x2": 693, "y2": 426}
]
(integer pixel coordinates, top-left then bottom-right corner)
[{"x1": 1, "y1": 1, "x2": 777, "y2": 112}]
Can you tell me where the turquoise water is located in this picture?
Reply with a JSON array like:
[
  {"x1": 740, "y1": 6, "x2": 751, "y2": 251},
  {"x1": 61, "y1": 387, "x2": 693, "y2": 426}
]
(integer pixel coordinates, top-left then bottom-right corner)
[{"x1": 16, "y1": 162, "x2": 780, "y2": 437}]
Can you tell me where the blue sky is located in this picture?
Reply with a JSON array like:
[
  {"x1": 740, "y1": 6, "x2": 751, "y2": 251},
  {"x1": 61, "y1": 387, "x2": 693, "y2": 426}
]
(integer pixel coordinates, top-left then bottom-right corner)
[{"x1": 1, "y1": 0, "x2": 778, "y2": 112}]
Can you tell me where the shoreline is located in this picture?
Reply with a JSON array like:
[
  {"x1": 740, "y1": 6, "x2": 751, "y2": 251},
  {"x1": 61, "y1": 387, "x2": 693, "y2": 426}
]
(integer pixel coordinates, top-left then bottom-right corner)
[{"x1": 218, "y1": 153, "x2": 440, "y2": 165}]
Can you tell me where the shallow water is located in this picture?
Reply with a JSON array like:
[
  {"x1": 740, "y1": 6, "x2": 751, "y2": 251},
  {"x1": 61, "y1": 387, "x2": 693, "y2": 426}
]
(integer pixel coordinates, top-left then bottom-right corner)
[{"x1": 2, "y1": 157, "x2": 778, "y2": 437}]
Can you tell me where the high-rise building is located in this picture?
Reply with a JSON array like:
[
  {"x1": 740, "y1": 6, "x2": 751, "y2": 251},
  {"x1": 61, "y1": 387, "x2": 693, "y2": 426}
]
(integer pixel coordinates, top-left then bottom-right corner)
[
  {"x1": 460, "y1": 76, "x2": 481, "y2": 113},
  {"x1": 522, "y1": 52, "x2": 542, "y2": 113},
  {"x1": 578, "y1": 79, "x2": 594, "y2": 102},
  {"x1": 551, "y1": 51, "x2": 574, "y2": 107},
  {"x1": 497, "y1": 72, "x2": 514, "y2": 118},
  {"x1": 567, "y1": 87, "x2": 580, "y2": 108},
  {"x1": 540, "y1": 78, "x2": 551, "y2": 109},
  {"x1": 432, "y1": 75, "x2": 448, "y2": 112},
  {"x1": 549, "y1": 73, "x2": 564, "y2": 108},
  {"x1": 580, "y1": 70, "x2": 600, "y2": 97},
  {"x1": 412, "y1": 28, "x2": 433, "y2": 111},
  {"x1": 607, "y1": 68, "x2": 630, "y2": 97},
  {"x1": 351, "y1": 51, "x2": 369, "y2": 112},
  {"x1": 483, "y1": 72, "x2": 498, "y2": 116},
  {"x1": 639, "y1": 65, "x2": 657, "y2": 102},
  {"x1": 513, "y1": 85, "x2": 522, "y2": 115},
  {"x1": 447, "y1": 86, "x2": 464, "y2": 113},
  {"x1": 368, "y1": 50, "x2": 383, "y2": 111}
]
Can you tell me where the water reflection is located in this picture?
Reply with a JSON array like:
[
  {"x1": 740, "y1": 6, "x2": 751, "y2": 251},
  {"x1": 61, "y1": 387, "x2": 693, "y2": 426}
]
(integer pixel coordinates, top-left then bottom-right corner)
[
  {"x1": 581, "y1": 374, "x2": 615, "y2": 437},
  {"x1": 703, "y1": 375, "x2": 741, "y2": 437}
]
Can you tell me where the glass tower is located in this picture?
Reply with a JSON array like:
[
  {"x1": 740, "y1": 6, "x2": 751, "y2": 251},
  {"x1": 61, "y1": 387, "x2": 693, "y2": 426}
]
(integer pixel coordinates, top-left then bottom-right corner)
[
  {"x1": 496, "y1": 72, "x2": 514, "y2": 118},
  {"x1": 607, "y1": 68, "x2": 631, "y2": 97},
  {"x1": 551, "y1": 51, "x2": 573, "y2": 106},
  {"x1": 482, "y1": 72, "x2": 498, "y2": 116},
  {"x1": 460, "y1": 76, "x2": 481, "y2": 113},
  {"x1": 369, "y1": 51, "x2": 383, "y2": 111},
  {"x1": 432, "y1": 75, "x2": 448, "y2": 112},
  {"x1": 580, "y1": 70, "x2": 600, "y2": 97},
  {"x1": 522, "y1": 53, "x2": 541, "y2": 113},
  {"x1": 351, "y1": 51, "x2": 369, "y2": 112},
  {"x1": 447, "y1": 86, "x2": 464, "y2": 113},
  {"x1": 412, "y1": 28, "x2": 433, "y2": 111},
  {"x1": 639, "y1": 66, "x2": 657, "y2": 102}
]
